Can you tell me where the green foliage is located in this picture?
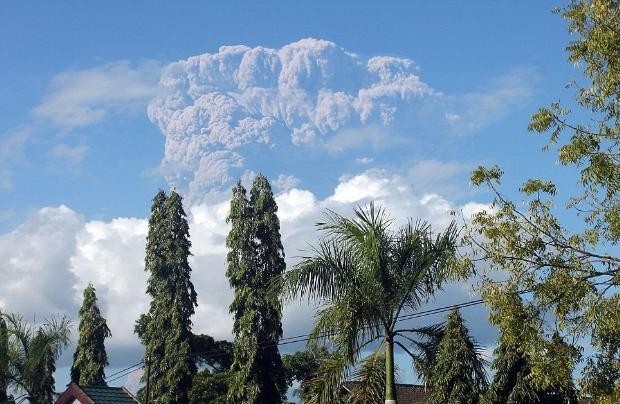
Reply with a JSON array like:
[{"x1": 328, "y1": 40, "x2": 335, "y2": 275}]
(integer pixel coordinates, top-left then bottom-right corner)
[
  {"x1": 189, "y1": 370, "x2": 230, "y2": 404},
  {"x1": 0, "y1": 316, "x2": 8, "y2": 402},
  {"x1": 187, "y1": 335, "x2": 233, "y2": 403},
  {"x1": 428, "y1": 309, "x2": 487, "y2": 404},
  {"x1": 483, "y1": 332, "x2": 579, "y2": 404},
  {"x1": 298, "y1": 351, "x2": 349, "y2": 404},
  {"x1": 483, "y1": 341, "x2": 538, "y2": 404},
  {"x1": 190, "y1": 334, "x2": 233, "y2": 373},
  {"x1": 347, "y1": 351, "x2": 388, "y2": 404},
  {"x1": 282, "y1": 345, "x2": 331, "y2": 398},
  {"x1": 226, "y1": 175, "x2": 287, "y2": 403},
  {"x1": 70, "y1": 283, "x2": 111, "y2": 385},
  {"x1": 460, "y1": 1, "x2": 620, "y2": 397},
  {"x1": 282, "y1": 202, "x2": 458, "y2": 403},
  {"x1": 581, "y1": 295, "x2": 620, "y2": 400},
  {"x1": 135, "y1": 190, "x2": 197, "y2": 403},
  {"x1": 1, "y1": 313, "x2": 70, "y2": 404}
]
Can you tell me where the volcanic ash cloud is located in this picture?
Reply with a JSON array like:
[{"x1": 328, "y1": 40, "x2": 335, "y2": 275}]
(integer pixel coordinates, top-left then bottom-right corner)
[{"x1": 147, "y1": 38, "x2": 439, "y2": 200}]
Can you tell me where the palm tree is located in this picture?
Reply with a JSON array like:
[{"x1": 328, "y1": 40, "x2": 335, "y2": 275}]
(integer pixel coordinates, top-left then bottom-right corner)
[
  {"x1": 282, "y1": 203, "x2": 458, "y2": 404},
  {"x1": 2, "y1": 313, "x2": 71, "y2": 404}
]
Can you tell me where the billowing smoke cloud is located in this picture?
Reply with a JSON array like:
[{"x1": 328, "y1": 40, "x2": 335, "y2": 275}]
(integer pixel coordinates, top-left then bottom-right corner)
[
  {"x1": 148, "y1": 39, "x2": 445, "y2": 201},
  {"x1": 148, "y1": 39, "x2": 535, "y2": 202}
]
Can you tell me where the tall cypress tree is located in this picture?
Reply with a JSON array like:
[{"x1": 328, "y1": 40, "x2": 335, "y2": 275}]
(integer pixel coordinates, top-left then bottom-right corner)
[
  {"x1": 71, "y1": 283, "x2": 111, "y2": 385},
  {"x1": 0, "y1": 315, "x2": 8, "y2": 402},
  {"x1": 482, "y1": 341, "x2": 535, "y2": 404},
  {"x1": 227, "y1": 175, "x2": 286, "y2": 403},
  {"x1": 483, "y1": 337, "x2": 578, "y2": 404},
  {"x1": 135, "y1": 190, "x2": 197, "y2": 403},
  {"x1": 428, "y1": 309, "x2": 488, "y2": 404},
  {"x1": 250, "y1": 174, "x2": 287, "y2": 400}
]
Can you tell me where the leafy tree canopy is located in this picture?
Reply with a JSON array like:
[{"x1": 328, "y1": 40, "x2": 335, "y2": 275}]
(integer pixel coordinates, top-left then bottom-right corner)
[
  {"x1": 459, "y1": 0, "x2": 620, "y2": 398},
  {"x1": 191, "y1": 334, "x2": 232, "y2": 373},
  {"x1": 482, "y1": 304, "x2": 577, "y2": 404},
  {"x1": 189, "y1": 370, "x2": 230, "y2": 404},
  {"x1": 0, "y1": 316, "x2": 8, "y2": 402}
]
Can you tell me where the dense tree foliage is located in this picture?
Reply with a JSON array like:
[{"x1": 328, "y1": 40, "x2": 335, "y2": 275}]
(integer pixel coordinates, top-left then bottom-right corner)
[
  {"x1": 70, "y1": 283, "x2": 111, "y2": 386},
  {"x1": 483, "y1": 332, "x2": 578, "y2": 404},
  {"x1": 460, "y1": 0, "x2": 620, "y2": 399},
  {"x1": 189, "y1": 371, "x2": 229, "y2": 404},
  {"x1": 226, "y1": 175, "x2": 287, "y2": 403},
  {"x1": 135, "y1": 190, "x2": 197, "y2": 403},
  {"x1": 191, "y1": 334, "x2": 233, "y2": 372},
  {"x1": 188, "y1": 334, "x2": 233, "y2": 401},
  {"x1": 0, "y1": 316, "x2": 8, "y2": 402},
  {"x1": 1, "y1": 313, "x2": 70, "y2": 404},
  {"x1": 428, "y1": 309, "x2": 487, "y2": 404},
  {"x1": 346, "y1": 351, "x2": 388, "y2": 404},
  {"x1": 282, "y1": 203, "x2": 457, "y2": 404},
  {"x1": 283, "y1": 345, "x2": 332, "y2": 399}
]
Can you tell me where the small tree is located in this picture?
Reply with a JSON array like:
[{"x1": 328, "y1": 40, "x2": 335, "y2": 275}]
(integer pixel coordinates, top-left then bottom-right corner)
[
  {"x1": 189, "y1": 371, "x2": 229, "y2": 404},
  {"x1": 71, "y1": 283, "x2": 111, "y2": 385},
  {"x1": 428, "y1": 309, "x2": 487, "y2": 404}
]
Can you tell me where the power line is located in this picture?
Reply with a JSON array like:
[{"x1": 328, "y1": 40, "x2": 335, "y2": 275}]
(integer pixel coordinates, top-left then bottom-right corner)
[
  {"x1": 107, "y1": 364, "x2": 144, "y2": 384},
  {"x1": 105, "y1": 361, "x2": 144, "y2": 379},
  {"x1": 104, "y1": 294, "x2": 493, "y2": 384}
]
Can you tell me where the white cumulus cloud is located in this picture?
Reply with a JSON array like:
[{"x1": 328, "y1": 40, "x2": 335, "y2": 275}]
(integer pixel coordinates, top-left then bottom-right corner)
[
  {"x1": 0, "y1": 166, "x2": 492, "y2": 384},
  {"x1": 0, "y1": 206, "x2": 83, "y2": 315}
]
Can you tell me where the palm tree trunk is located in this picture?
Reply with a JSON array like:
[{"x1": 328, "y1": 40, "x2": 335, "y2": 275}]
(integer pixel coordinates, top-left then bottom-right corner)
[{"x1": 385, "y1": 336, "x2": 397, "y2": 404}]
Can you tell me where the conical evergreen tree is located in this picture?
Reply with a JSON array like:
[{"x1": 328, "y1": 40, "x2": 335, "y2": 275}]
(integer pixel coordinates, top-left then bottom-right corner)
[
  {"x1": 135, "y1": 190, "x2": 197, "y2": 403},
  {"x1": 428, "y1": 309, "x2": 488, "y2": 404},
  {"x1": 227, "y1": 175, "x2": 287, "y2": 403},
  {"x1": 0, "y1": 315, "x2": 8, "y2": 402},
  {"x1": 482, "y1": 341, "x2": 537, "y2": 404},
  {"x1": 483, "y1": 335, "x2": 579, "y2": 404},
  {"x1": 249, "y1": 175, "x2": 287, "y2": 400},
  {"x1": 71, "y1": 283, "x2": 111, "y2": 385}
]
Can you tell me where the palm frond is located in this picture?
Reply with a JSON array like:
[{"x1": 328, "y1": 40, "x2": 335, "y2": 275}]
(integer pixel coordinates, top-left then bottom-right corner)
[
  {"x1": 2, "y1": 313, "x2": 71, "y2": 399},
  {"x1": 284, "y1": 203, "x2": 459, "y2": 402},
  {"x1": 348, "y1": 350, "x2": 390, "y2": 404},
  {"x1": 281, "y1": 239, "x2": 358, "y2": 302},
  {"x1": 396, "y1": 324, "x2": 445, "y2": 383},
  {"x1": 310, "y1": 300, "x2": 383, "y2": 363},
  {"x1": 300, "y1": 352, "x2": 350, "y2": 404}
]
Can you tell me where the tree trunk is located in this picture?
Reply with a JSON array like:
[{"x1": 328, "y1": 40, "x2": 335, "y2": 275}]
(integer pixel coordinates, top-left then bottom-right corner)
[{"x1": 385, "y1": 336, "x2": 397, "y2": 404}]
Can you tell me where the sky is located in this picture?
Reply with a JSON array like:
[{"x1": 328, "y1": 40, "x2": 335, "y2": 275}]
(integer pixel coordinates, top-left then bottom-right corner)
[{"x1": 0, "y1": 0, "x2": 584, "y2": 394}]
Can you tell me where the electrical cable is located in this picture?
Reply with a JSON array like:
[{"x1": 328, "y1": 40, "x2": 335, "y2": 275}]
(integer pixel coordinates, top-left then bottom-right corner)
[{"x1": 104, "y1": 293, "x2": 497, "y2": 384}]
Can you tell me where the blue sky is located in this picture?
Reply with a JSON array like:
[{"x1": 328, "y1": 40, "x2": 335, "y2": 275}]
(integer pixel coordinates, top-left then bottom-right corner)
[{"x1": 0, "y1": 0, "x2": 584, "y2": 393}]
